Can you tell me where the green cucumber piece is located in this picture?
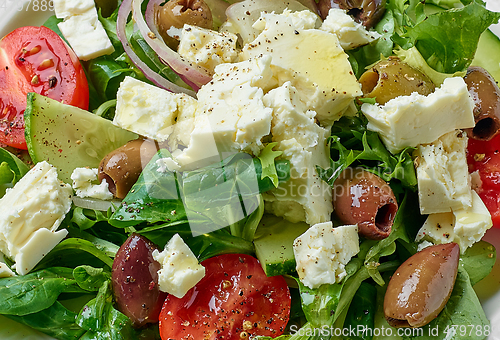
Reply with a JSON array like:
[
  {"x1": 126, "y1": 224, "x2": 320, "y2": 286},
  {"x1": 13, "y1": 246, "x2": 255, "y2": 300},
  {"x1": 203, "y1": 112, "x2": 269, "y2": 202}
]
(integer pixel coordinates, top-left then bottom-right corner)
[
  {"x1": 254, "y1": 214, "x2": 310, "y2": 277},
  {"x1": 472, "y1": 29, "x2": 500, "y2": 82},
  {"x1": 25, "y1": 92, "x2": 138, "y2": 183}
]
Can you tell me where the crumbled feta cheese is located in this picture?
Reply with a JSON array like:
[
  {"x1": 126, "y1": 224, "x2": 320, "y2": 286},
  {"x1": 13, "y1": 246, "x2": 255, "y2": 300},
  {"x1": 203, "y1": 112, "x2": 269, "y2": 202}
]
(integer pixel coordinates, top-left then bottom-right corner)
[
  {"x1": 415, "y1": 130, "x2": 471, "y2": 214},
  {"x1": 114, "y1": 77, "x2": 198, "y2": 142},
  {"x1": 156, "y1": 158, "x2": 181, "y2": 172},
  {"x1": 241, "y1": 11, "x2": 362, "y2": 126},
  {"x1": 293, "y1": 222, "x2": 359, "y2": 289},
  {"x1": 0, "y1": 253, "x2": 15, "y2": 278},
  {"x1": 71, "y1": 167, "x2": 113, "y2": 200},
  {"x1": 262, "y1": 82, "x2": 332, "y2": 225},
  {"x1": 361, "y1": 77, "x2": 475, "y2": 153},
  {"x1": 178, "y1": 24, "x2": 238, "y2": 74},
  {"x1": 0, "y1": 161, "x2": 72, "y2": 275},
  {"x1": 320, "y1": 8, "x2": 380, "y2": 50},
  {"x1": 416, "y1": 190, "x2": 493, "y2": 252},
  {"x1": 55, "y1": 0, "x2": 114, "y2": 60},
  {"x1": 153, "y1": 234, "x2": 205, "y2": 298}
]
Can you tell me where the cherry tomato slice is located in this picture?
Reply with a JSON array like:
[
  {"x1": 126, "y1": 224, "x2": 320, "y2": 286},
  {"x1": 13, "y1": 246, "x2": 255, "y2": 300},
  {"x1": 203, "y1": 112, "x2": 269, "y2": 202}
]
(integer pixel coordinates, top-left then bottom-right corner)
[
  {"x1": 159, "y1": 254, "x2": 291, "y2": 340},
  {"x1": 467, "y1": 134, "x2": 500, "y2": 228},
  {"x1": 0, "y1": 26, "x2": 89, "y2": 149}
]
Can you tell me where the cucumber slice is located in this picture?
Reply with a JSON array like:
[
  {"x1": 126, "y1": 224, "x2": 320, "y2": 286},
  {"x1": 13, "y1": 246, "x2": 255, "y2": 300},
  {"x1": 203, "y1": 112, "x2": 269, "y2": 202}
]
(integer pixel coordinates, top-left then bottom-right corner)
[
  {"x1": 472, "y1": 29, "x2": 500, "y2": 82},
  {"x1": 254, "y1": 214, "x2": 310, "y2": 277},
  {"x1": 25, "y1": 92, "x2": 138, "y2": 183}
]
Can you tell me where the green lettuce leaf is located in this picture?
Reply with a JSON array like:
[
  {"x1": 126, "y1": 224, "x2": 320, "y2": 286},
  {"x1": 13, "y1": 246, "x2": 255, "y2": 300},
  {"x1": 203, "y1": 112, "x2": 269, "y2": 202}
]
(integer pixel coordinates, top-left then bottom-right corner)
[{"x1": 257, "y1": 142, "x2": 283, "y2": 188}]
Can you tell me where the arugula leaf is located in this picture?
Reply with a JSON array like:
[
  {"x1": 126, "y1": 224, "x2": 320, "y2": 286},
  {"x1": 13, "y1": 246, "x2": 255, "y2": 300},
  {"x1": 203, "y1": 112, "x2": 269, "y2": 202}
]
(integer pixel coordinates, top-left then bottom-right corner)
[
  {"x1": 4, "y1": 301, "x2": 86, "y2": 340},
  {"x1": 77, "y1": 281, "x2": 136, "y2": 340},
  {"x1": 317, "y1": 114, "x2": 417, "y2": 189},
  {"x1": 87, "y1": 57, "x2": 135, "y2": 102},
  {"x1": 343, "y1": 282, "x2": 377, "y2": 340},
  {"x1": 73, "y1": 265, "x2": 111, "y2": 291},
  {"x1": 0, "y1": 268, "x2": 86, "y2": 316},
  {"x1": 257, "y1": 142, "x2": 283, "y2": 187},
  {"x1": 0, "y1": 148, "x2": 29, "y2": 196}
]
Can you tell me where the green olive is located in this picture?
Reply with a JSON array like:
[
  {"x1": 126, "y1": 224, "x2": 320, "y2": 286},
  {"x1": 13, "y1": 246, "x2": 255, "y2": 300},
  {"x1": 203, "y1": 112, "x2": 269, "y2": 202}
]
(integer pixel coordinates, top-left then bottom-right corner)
[
  {"x1": 98, "y1": 139, "x2": 158, "y2": 199},
  {"x1": 359, "y1": 57, "x2": 435, "y2": 105},
  {"x1": 384, "y1": 243, "x2": 459, "y2": 328},
  {"x1": 156, "y1": 0, "x2": 213, "y2": 47},
  {"x1": 463, "y1": 66, "x2": 500, "y2": 141}
]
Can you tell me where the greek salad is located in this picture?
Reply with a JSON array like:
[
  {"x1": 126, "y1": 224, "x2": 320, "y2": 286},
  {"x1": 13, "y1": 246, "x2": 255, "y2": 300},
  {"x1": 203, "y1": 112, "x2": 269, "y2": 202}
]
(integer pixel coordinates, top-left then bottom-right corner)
[{"x1": 0, "y1": 0, "x2": 500, "y2": 339}]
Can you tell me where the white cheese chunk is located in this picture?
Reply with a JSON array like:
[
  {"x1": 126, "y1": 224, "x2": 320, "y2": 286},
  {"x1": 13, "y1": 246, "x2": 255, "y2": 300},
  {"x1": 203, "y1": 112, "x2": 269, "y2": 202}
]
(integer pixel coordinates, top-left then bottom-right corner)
[
  {"x1": 114, "y1": 76, "x2": 198, "y2": 142},
  {"x1": 361, "y1": 77, "x2": 475, "y2": 153},
  {"x1": 241, "y1": 11, "x2": 362, "y2": 127},
  {"x1": 57, "y1": 6, "x2": 114, "y2": 60},
  {"x1": 262, "y1": 82, "x2": 332, "y2": 225},
  {"x1": 53, "y1": 0, "x2": 95, "y2": 19},
  {"x1": 293, "y1": 222, "x2": 359, "y2": 289},
  {"x1": 415, "y1": 130, "x2": 471, "y2": 214},
  {"x1": 416, "y1": 191, "x2": 493, "y2": 252},
  {"x1": 71, "y1": 167, "x2": 113, "y2": 200},
  {"x1": 152, "y1": 234, "x2": 205, "y2": 298},
  {"x1": 173, "y1": 57, "x2": 274, "y2": 170},
  {"x1": 0, "y1": 253, "x2": 15, "y2": 278},
  {"x1": 178, "y1": 24, "x2": 238, "y2": 74},
  {"x1": 0, "y1": 161, "x2": 72, "y2": 275},
  {"x1": 320, "y1": 8, "x2": 380, "y2": 50}
]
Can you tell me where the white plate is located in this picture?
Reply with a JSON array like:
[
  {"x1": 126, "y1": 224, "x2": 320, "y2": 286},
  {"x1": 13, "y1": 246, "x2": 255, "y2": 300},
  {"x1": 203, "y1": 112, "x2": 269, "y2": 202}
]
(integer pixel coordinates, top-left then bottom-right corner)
[{"x1": 0, "y1": 0, "x2": 499, "y2": 339}]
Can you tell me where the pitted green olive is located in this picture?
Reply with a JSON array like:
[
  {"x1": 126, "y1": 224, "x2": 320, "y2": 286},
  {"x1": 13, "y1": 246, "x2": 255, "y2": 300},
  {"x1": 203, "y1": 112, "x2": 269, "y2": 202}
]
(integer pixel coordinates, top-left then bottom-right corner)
[
  {"x1": 98, "y1": 138, "x2": 158, "y2": 199},
  {"x1": 463, "y1": 66, "x2": 500, "y2": 141},
  {"x1": 359, "y1": 57, "x2": 435, "y2": 105},
  {"x1": 156, "y1": 0, "x2": 213, "y2": 47},
  {"x1": 384, "y1": 243, "x2": 460, "y2": 328},
  {"x1": 317, "y1": 0, "x2": 386, "y2": 29}
]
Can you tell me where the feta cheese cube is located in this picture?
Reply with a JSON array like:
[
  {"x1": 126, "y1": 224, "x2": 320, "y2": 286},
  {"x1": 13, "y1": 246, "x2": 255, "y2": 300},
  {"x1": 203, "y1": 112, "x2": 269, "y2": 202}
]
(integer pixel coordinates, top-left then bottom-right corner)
[
  {"x1": 53, "y1": 0, "x2": 95, "y2": 19},
  {"x1": 320, "y1": 8, "x2": 380, "y2": 50},
  {"x1": 0, "y1": 253, "x2": 15, "y2": 278},
  {"x1": 241, "y1": 11, "x2": 362, "y2": 126},
  {"x1": 416, "y1": 190, "x2": 493, "y2": 252},
  {"x1": 0, "y1": 161, "x2": 72, "y2": 274},
  {"x1": 152, "y1": 234, "x2": 205, "y2": 298},
  {"x1": 262, "y1": 83, "x2": 332, "y2": 225},
  {"x1": 415, "y1": 130, "x2": 471, "y2": 214},
  {"x1": 71, "y1": 167, "x2": 113, "y2": 200},
  {"x1": 361, "y1": 77, "x2": 475, "y2": 153},
  {"x1": 293, "y1": 222, "x2": 359, "y2": 289},
  {"x1": 114, "y1": 77, "x2": 198, "y2": 142},
  {"x1": 178, "y1": 24, "x2": 238, "y2": 74},
  {"x1": 57, "y1": 5, "x2": 114, "y2": 60}
]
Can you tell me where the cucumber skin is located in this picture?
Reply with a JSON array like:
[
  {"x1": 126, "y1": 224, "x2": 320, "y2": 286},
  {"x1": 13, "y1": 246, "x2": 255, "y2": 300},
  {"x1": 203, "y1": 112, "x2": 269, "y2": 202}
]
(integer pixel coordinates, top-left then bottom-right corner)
[
  {"x1": 254, "y1": 214, "x2": 310, "y2": 277},
  {"x1": 24, "y1": 92, "x2": 138, "y2": 183},
  {"x1": 472, "y1": 29, "x2": 500, "y2": 82}
]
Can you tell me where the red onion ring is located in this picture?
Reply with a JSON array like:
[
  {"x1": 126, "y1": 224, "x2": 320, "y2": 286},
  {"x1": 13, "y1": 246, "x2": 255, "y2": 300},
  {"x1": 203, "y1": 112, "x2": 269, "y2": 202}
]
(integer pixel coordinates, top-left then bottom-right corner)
[
  {"x1": 134, "y1": 0, "x2": 212, "y2": 91},
  {"x1": 116, "y1": 0, "x2": 197, "y2": 96}
]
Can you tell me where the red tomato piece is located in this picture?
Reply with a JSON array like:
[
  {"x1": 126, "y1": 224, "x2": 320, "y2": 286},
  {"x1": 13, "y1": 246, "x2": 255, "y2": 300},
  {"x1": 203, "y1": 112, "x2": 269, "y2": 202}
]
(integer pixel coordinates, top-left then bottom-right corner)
[
  {"x1": 0, "y1": 26, "x2": 89, "y2": 149},
  {"x1": 159, "y1": 254, "x2": 291, "y2": 340},
  {"x1": 467, "y1": 134, "x2": 500, "y2": 228}
]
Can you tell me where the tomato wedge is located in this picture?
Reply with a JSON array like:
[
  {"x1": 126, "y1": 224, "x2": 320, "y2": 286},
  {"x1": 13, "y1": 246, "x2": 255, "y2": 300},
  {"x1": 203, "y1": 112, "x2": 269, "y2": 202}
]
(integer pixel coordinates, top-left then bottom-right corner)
[
  {"x1": 0, "y1": 26, "x2": 89, "y2": 149},
  {"x1": 159, "y1": 254, "x2": 291, "y2": 340},
  {"x1": 467, "y1": 134, "x2": 500, "y2": 228}
]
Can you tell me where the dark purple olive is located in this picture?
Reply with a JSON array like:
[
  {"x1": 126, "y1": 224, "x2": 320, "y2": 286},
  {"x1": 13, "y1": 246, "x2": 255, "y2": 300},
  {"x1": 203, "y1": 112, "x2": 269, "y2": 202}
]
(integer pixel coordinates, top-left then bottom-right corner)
[
  {"x1": 463, "y1": 66, "x2": 500, "y2": 141},
  {"x1": 384, "y1": 243, "x2": 460, "y2": 328},
  {"x1": 98, "y1": 138, "x2": 158, "y2": 199},
  {"x1": 317, "y1": 0, "x2": 386, "y2": 29},
  {"x1": 333, "y1": 167, "x2": 398, "y2": 240},
  {"x1": 112, "y1": 233, "x2": 167, "y2": 327}
]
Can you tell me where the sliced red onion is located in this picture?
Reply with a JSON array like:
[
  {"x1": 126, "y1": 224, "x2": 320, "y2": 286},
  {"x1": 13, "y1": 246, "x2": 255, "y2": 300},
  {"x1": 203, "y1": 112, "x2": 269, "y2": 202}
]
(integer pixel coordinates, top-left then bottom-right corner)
[
  {"x1": 117, "y1": 0, "x2": 197, "y2": 96},
  {"x1": 134, "y1": 0, "x2": 212, "y2": 91}
]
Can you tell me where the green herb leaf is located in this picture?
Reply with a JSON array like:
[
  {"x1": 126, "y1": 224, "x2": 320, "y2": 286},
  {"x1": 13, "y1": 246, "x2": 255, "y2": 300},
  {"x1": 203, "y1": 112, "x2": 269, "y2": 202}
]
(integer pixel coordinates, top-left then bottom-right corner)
[
  {"x1": 257, "y1": 142, "x2": 283, "y2": 188},
  {"x1": 73, "y1": 265, "x2": 111, "y2": 291}
]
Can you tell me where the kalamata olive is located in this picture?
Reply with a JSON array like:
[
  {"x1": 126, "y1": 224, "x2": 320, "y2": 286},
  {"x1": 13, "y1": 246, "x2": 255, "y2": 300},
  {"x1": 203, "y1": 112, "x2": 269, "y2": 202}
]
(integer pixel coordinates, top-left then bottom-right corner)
[
  {"x1": 359, "y1": 57, "x2": 435, "y2": 105},
  {"x1": 112, "y1": 233, "x2": 167, "y2": 327},
  {"x1": 156, "y1": 0, "x2": 213, "y2": 47},
  {"x1": 333, "y1": 167, "x2": 398, "y2": 240},
  {"x1": 384, "y1": 243, "x2": 460, "y2": 328},
  {"x1": 98, "y1": 138, "x2": 158, "y2": 199},
  {"x1": 463, "y1": 66, "x2": 500, "y2": 141},
  {"x1": 317, "y1": 0, "x2": 386, "y2": 29}
]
